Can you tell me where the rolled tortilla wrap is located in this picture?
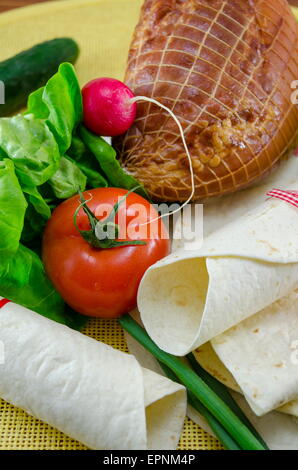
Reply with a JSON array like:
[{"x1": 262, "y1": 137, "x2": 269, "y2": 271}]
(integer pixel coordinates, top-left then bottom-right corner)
[
  {"x1": 126, "y1": 311, "x2": 298, "y2": 419},
  {"x1": 189, "y1": 392, "x2": 298, "y2": 451},
  {"x1": 207, "y1": 289, "x2": 298, "y2": 416},
  {"x1": 0, "y1": 301, "x2": 186, "y2": 450},
  {"x1": 125, "y1": 326, "x2": 298, "y2": 451},
  {"x1": 138, "y1": 182, "x2": 298, "y2": 356},
  {"x1": 194, "y1": 339, "x2": 298, "y2": 418}
]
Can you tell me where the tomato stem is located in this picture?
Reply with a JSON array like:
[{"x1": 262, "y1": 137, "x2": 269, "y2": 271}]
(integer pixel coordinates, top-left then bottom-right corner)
[{"x1": 73, "y1": 188, "x2": 147, "y2": 249}]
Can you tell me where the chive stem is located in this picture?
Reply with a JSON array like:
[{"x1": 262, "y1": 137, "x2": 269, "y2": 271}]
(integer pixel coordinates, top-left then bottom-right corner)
[
  {"x1": 158, "y1": 361, "x2": 241, "y2": 450},
  {"x1": 119, "y1": 314, "x2": 267, "y2": 451},
  {"x1": 186, "y1": 353, "x2": 269, "y2": 450}
]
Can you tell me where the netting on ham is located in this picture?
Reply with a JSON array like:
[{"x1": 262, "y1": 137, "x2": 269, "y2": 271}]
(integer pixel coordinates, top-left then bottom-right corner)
[{"x1": 115, "y1": 0, "x2": 298, "y2": 202}]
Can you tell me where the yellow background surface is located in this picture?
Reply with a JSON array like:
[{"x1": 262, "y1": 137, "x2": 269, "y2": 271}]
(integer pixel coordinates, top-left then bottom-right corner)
[{"x1": 0, "y1": 0, "x2": 223, "y2": 450}]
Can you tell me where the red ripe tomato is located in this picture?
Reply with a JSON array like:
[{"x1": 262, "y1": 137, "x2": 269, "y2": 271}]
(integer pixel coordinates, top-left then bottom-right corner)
[{"x1": 42, "y1": 188, "x2": 170, "y2": 318}]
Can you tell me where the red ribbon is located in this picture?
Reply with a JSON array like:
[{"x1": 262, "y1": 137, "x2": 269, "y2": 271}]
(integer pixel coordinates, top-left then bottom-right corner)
[
  {"x1": 266, "y1": 189, "x2": 298, "y2": 208},
  {"x1": 0, "y1": 299, "x2": 10, "y2": 309}
]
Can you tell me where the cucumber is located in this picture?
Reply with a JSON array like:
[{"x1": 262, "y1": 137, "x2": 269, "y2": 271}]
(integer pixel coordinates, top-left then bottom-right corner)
[{"x1": 0, "y1": 38, "x2": 79, "y2": 117}]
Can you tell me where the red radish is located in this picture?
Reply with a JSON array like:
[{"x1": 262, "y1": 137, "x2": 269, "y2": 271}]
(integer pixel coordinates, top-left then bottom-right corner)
[
  {"x1": 82, "y1": 77, "x2": 137, "y2": 136},
  {"x1": 82, "y1": 77, "x2": 196, "y2": 221}
]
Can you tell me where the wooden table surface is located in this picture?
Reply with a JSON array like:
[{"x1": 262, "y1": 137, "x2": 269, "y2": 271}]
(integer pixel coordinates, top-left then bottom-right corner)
[
  {"x1": 0, "y1": 0, "x2": 298, "y2": 13},
  {"x1": 0, "y1": 0, "x2": 55, "y2": 13}
]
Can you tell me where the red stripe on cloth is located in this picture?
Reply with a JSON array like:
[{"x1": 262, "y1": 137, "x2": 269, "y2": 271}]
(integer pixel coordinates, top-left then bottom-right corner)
[
  {"x1": 268, "y1": 190, "x2": 298, "y2": 205},
  {"x1": 0, "y1": 299, "x2": 10, "y2": 308},
  {"x1": 267, "y1": 189, "x2": 298, "y2": 208}
]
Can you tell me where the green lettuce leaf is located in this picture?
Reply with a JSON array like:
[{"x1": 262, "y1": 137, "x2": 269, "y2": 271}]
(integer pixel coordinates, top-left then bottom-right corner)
[
  {"x1": 75, "y1": 160, "x2": 108, "y2": 188},
  {"x1": 23, "y1": 185, "x2": 52, "y2": 219},
  {"x1": 21, "y1": 203, "x2": 48, "y2": 245},
  {"x1": 68, "y1": 135, "x2": 108, "y2": 188},
  {"x1": 0, "y1": 114, "x2": 60, "y2": 187},
  {"x1": 0, "y1": 244, "x2": 62, "y2": 309},
  {"x1": 26, "y1": 86, "x2": 48, "y2": 119},
  {"x1": 0, "y1": 159, "x2": 27, "y2": 264},
  {"x1": 0, "y1": 64, "x2": 90, "y2": 330},
  {"x1": 20, "y1": 186, "x2": 51, "y2": 244},
  {"x1": 0, "y1": 244, "x2": 85, "y2": 329},
  {"x1": 68, "y1": 134, "x2": 88, "y2": 160},
  {"x1": 27, "y1": 63, "x2": 82, "y2": 155},
  {"x1": 49, "y1": 155, "x2": 87, "y2": 199},
  {"x1": 80, "y1": 126, "x2": 148, "y2": 198}
]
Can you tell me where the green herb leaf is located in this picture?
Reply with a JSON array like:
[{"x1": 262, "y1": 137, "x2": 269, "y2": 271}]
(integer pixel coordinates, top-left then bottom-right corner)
[
  {"x1": 68, "y1": 135, "x2": 108, "y2": 188},
  {"x1": 0, "y1": 244, "x2": 85, "y2": 329},
  {"x1": 0, "y1": 244, "x2": 63, "y2": 313},
  {"x1": 80, "y1": 126, "x2": 148, "y2": 198},
  {"x1": 27, "y1": 63, "x2": 82, "y2": 155},
  {"x1": 26, "y1": 86, "x2": 48, "y2": 119},
  {"x1": 76, "y1": 161, "x2": 108, "y2": 188},
  {"x1": 44, "y1": 63, "x2": 82, "y2": 154},
  {"x1": 23, "y1": 185, "x2": 52, "y2": 220},
  {"x1": 0, "y1": 159, "x2": 27, "y2": 264},
  {"x1": 0, "y1": 115, "x2": 60, "y2": 187},
  {"x1": 21, "y1": 203, "x2": 47, "y2": 245},
  {"x1": 49, "y1": 155, "x2": 87, "y2": 199},
  {"x1": 20, "y1": 186, "x2": 52, "y2": 244},
  {"x1": 0, "y1": 65, "x2": 91, "y2": 331}
]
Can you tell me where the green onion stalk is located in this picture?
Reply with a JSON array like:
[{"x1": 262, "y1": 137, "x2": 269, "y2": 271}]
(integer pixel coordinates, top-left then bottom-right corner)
[
  {"x1": 158, "y1": 361, "x2": 241, "y2": 450},
  {"x1": 119, "y1": 314, "x2": 268, "y2": 451}
]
